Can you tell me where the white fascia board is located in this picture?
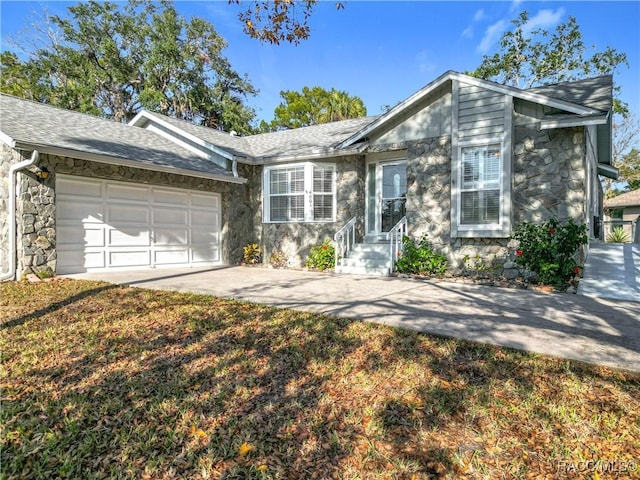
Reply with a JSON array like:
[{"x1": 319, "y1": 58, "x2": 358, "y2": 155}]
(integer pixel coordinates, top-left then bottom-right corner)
[
  {"x1": 255, "y1": 144, "x2": 368, "y2": 165},
  {"x1": 12, "y1": 141, "x2": 247, "y2": 184},
  {"x1": 129, "y1": 110, "x2": 236, "y2": 161},
  {"x1": 540, "y1": 113, "x2": 609, "y2": 130},
  {"x1": 0, "y1": 130, "x2": 16, "y2": 147},
  {"x1": 450, "y1": 73, "x2": 600, "y2": 115}
]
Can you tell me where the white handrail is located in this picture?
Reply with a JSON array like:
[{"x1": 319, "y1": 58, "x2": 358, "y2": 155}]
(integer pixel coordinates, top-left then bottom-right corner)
[
  {"x1": 385, "y1": 216, "x2": 407, "y2": 271},
  {"x1": 333, "y1": 217, "x2": 357, "y2": 268}
]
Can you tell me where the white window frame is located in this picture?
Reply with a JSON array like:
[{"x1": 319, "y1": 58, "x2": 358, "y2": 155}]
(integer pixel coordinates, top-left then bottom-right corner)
[
  {"x1": 263, "y1": 162, "x2": 336, "y2": 223},
  {"x1": 458, "y1": 139, "x2": 503, "y2": 230}
]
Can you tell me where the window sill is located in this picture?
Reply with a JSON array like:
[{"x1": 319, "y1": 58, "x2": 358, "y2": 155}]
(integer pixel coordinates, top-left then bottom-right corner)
[{"x1": 456, "y1": 227, "x2": 510, "y2": 239}]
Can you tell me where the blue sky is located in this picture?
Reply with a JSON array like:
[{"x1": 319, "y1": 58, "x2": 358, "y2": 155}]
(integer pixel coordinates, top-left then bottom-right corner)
[{"x1": 1, "y1": 1, "x2": 639, "y2": 125}]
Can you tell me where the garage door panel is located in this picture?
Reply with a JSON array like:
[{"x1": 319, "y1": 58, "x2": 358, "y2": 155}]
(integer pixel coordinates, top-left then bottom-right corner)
[
  {"x1": 57, "y1": 177, "x2": 103, "y2": 198},
  {"x1": 107, "y1": 183, "x2": 149, "y2": 202},
  {"x1": 191, "y1": 210, "x2": 219, "y2": 226},
  {"x1": 107, "y1": 205, "x2": 149, "y2": 223},
  {"x1": 57, "y1": 249, "x2": 105, "y2": 272},
  {"x1": 109, "y1": 250, "x2": 151, "y2": 267},
  {"x1": 153, "y1": 208, "x2": 188, "y2": 225},
  {"x1": 154, "y1": 249, "x2": 190, "y2": 265},
  {"x1": 57, "y1": 202, "x2": 103, "y2": 223},
  {"x1": 191, "y1": 193, "x2": 219, "y2": 208},
  {"x1": 153, "y1": 189, "x2": 188, "y2": 205},
  {"x1": 56, "y1": 175, "x2": 221, "y2": 273},
  {"x1": 58, "y1": 225, "x2": 105, "y2": 247},
  {"x1": 108, "y1": 229, "x2": 150, "y2": 247},
  {"x1": 154, "y1": 229, "x2": 188, "y2": 245},
  {"x1": 192, "y1": 230, "x2": 219, "y2": 245},
  {"x1": 192, "y1": 247, "x2": 220, "y2": 263}
]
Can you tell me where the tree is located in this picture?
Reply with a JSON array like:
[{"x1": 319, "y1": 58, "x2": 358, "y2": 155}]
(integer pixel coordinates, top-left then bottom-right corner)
[
  {"x1": 1, "y1": 0, "x2": 257, "y2": 133},
  {"x1": 230, "y1": 0, "x2": 344, "y2": 45},
  {"x1": 469, "y1": 11, "x2": 629, "y2": 114},
  {"x1": 618, "y1": 148, "x2": 640, "y2": 191},
  {"x1": 260, "y1": 86, "x2": 366, "y2": 131},
  {"x1": 603, "y1": 114, "x2": 640, "y2": 197}
]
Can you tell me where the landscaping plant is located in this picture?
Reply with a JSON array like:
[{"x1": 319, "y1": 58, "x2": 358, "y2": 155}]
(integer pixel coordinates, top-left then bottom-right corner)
[
  {"x1": 304, "y1": 239, "x2": 335, "y2": 271},
  {"x1": 242, "y1": 243, "x2": 262, "y2": 264},
  {"x1": 269, "y1": 250, "x2": 288, "y2": 268},
  {"x1": 606, "y1": 226, "x2": 631, "y2": 243},
  {"x1": 510, "y1": 217, "x2": 588, "y2": 287},
  {"x1": 395, "y1": 235, "x2": 448, "y2": 276}
]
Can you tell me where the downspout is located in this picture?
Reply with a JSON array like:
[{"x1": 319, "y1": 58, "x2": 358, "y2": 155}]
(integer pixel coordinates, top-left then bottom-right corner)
[{"x1": 0, "y1": 150, "x2": 39, "y2": 281}]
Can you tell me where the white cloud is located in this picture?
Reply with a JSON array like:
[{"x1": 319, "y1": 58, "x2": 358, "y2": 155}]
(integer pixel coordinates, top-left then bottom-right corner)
[
  {"x1": 473, "y1": 9, "x2": 486, "y2": 22},
  {"x1": 523, "y1": 8, "x2": 565, "y2": 34},
  {"x1": 510, "y1": 0, "x2": 524, "y2": 13},
  {"x1": 462, "y1": 25, "x2": 474, "y2": 39},
  {"x1": 477, "y1": 19, "x2": 507, "y2": 54}
]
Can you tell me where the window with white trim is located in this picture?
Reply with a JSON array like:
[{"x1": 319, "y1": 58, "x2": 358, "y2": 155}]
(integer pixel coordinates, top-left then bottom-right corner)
[
  {"x1": 264, "y1": 163, "x2": 335, "y2": 222},
  {"x1": 460, "y1": 143, "x2": 501, "y2": 226}
]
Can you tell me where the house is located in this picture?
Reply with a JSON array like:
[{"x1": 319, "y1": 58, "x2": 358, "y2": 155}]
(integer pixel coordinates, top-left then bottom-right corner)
[
  {"x1": 603, "y1": 189, "x2": 640, "y2": 242},
  {"x1": 1, "y1": 71, "x2": 616, "y2": 280}
]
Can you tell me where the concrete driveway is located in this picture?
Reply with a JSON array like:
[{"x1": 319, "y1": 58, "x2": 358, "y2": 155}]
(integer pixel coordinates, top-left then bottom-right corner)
[{"x1": 66, "y1": 266, "x2": 640, "y2": 373}]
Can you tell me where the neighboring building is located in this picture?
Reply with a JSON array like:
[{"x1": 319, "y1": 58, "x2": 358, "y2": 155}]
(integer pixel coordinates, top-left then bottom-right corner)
[
  {"x1": 604, "y1": 189, "x2": 640, "y2": 242},
  {"x1": 1, "y1": 71, "x2": 616, "y2": 279}
]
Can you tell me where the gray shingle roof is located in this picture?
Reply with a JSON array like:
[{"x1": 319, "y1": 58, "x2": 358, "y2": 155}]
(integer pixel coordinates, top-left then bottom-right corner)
[
  {"x1": 136, "y1": 110, "x2": 378, "y2": 160},
  {"x1": 246, "y1": 116, "x2": 379, "y2": 159},
  {"x1": 133, "y1": 111, "x2": 254, "y2": 158},
  {"x1": 0, "y1": 94, "x2": 236, "y2": 180},
  {"x1": 605, "y1": 189, "x2": 640, "y2": 208},
  {"x1": 527, "y1": 75, "x2": 613, "y2": 112}
]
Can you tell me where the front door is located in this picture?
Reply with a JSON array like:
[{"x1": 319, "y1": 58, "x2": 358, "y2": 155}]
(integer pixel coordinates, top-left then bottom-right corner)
[{"x1": 366, "y1": 160, "x2": 407, "y2": 238}]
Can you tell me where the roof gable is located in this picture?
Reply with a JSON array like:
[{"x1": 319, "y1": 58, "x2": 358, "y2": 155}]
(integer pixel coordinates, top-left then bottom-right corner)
[{"x1": 338, "y1": 71, "x2": 609, "y2": 149}]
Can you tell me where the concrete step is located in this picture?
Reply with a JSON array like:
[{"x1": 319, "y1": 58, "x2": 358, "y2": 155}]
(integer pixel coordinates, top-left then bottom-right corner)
[
  {"x1": 335, "y1": 265, "x2": 391, "y2": 276},
  {"x1": 341, "y1": 257, "x2": 392, "y2": 269},
  {"x1": 337, "y1": 242, "x2": 394, "y2": 276}
]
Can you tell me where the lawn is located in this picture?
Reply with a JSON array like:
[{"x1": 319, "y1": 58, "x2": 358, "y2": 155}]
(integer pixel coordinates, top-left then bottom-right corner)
[{"x1": 1, "y1": 279, "x2": 638, "y2": 479}]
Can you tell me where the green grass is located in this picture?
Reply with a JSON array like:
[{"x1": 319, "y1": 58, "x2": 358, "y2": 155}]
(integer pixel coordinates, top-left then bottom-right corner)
[{"x1": 1, "y1": 279, "x2": 639, "y2": 479}]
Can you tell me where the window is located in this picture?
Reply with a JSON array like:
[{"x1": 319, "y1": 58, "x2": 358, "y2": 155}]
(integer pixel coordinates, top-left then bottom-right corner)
[
  {"x1": 264, "y1": 163, "x2": 335, "y2": 222},
  {"x1": 460, "y1": 143, "x2": 501, "y2": 226}
]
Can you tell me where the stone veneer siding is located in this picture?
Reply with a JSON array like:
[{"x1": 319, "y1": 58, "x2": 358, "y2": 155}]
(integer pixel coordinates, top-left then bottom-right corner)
[
  {"x1": 0, "y1": 145, "x2": 24, "y2": 274},
  {"x1": 259, "y1": 155, "x2": 365, "y2": 267},
  {"x1": 402, "y1": 124, "x2": 588, "y2": 276},
  {"x1": 12, "y1": 152, "x2": 257, "y2": 278}
]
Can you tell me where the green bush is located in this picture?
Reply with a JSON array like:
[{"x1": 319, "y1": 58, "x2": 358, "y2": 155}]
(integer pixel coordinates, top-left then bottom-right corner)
[
  {"x1": 510, "y1": 217, "x2": 588, "y2": 287},
  {"x1": 606, "y1": 226, "x2": 630, "y2": 243},
  {"x1": 395, "y1": 235, "x2": 447, "y2": 276},
  {"x1": 304, "y1": 239, "x2": 335, "y2": 271}
]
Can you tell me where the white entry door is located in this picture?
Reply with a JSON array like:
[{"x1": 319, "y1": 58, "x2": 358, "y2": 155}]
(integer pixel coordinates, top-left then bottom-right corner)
[
  {"x1": 56, "y1": 175, "x2": 221, "y2": 274},
  {"x1": 366, "y1": 160, "x2": 407, "y2": 237}
]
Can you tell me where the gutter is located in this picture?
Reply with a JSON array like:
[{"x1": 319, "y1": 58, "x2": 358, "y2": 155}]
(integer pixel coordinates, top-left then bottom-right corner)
[
  {"x1": 0, "y1": 150, "x2": 39, "y2": 281},
  {"x1": 13, "y1": 142, "x2": 247, "y2": 185}
]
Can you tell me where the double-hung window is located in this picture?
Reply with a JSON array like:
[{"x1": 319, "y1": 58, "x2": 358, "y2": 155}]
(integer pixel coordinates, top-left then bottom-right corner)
[
  {"x1": 460, "y1": 143, "x2": 501, "y2": 226},
  {"x1": 264, "y1": 163, "x2": 335, "y2": 222}
]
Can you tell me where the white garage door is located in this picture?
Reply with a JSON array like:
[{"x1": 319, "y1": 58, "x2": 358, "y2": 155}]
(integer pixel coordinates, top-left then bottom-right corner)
[{"x1": 56, "y1": 175, "x2": 222, "y2": 274}]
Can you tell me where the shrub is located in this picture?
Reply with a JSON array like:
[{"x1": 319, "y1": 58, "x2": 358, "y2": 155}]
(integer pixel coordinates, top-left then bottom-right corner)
[
  {"x1": 395, "y1": 235, "x2": 447, "y2": 276},
  {"x1": 242, "y1": 243, "x2": 262, "y2": 265},
  {"x1": 269, "y1": 250, "x2": 288, "y2": 268},
  {"x1": 606, "y1": 226, "x2": 630, "y2": 243},
  {"x1": 510, "y1": 217, "x2": 588, "y2": 287},
  {"x1": 304, "y1": 239, "x2": 335, "y2": 271}
]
